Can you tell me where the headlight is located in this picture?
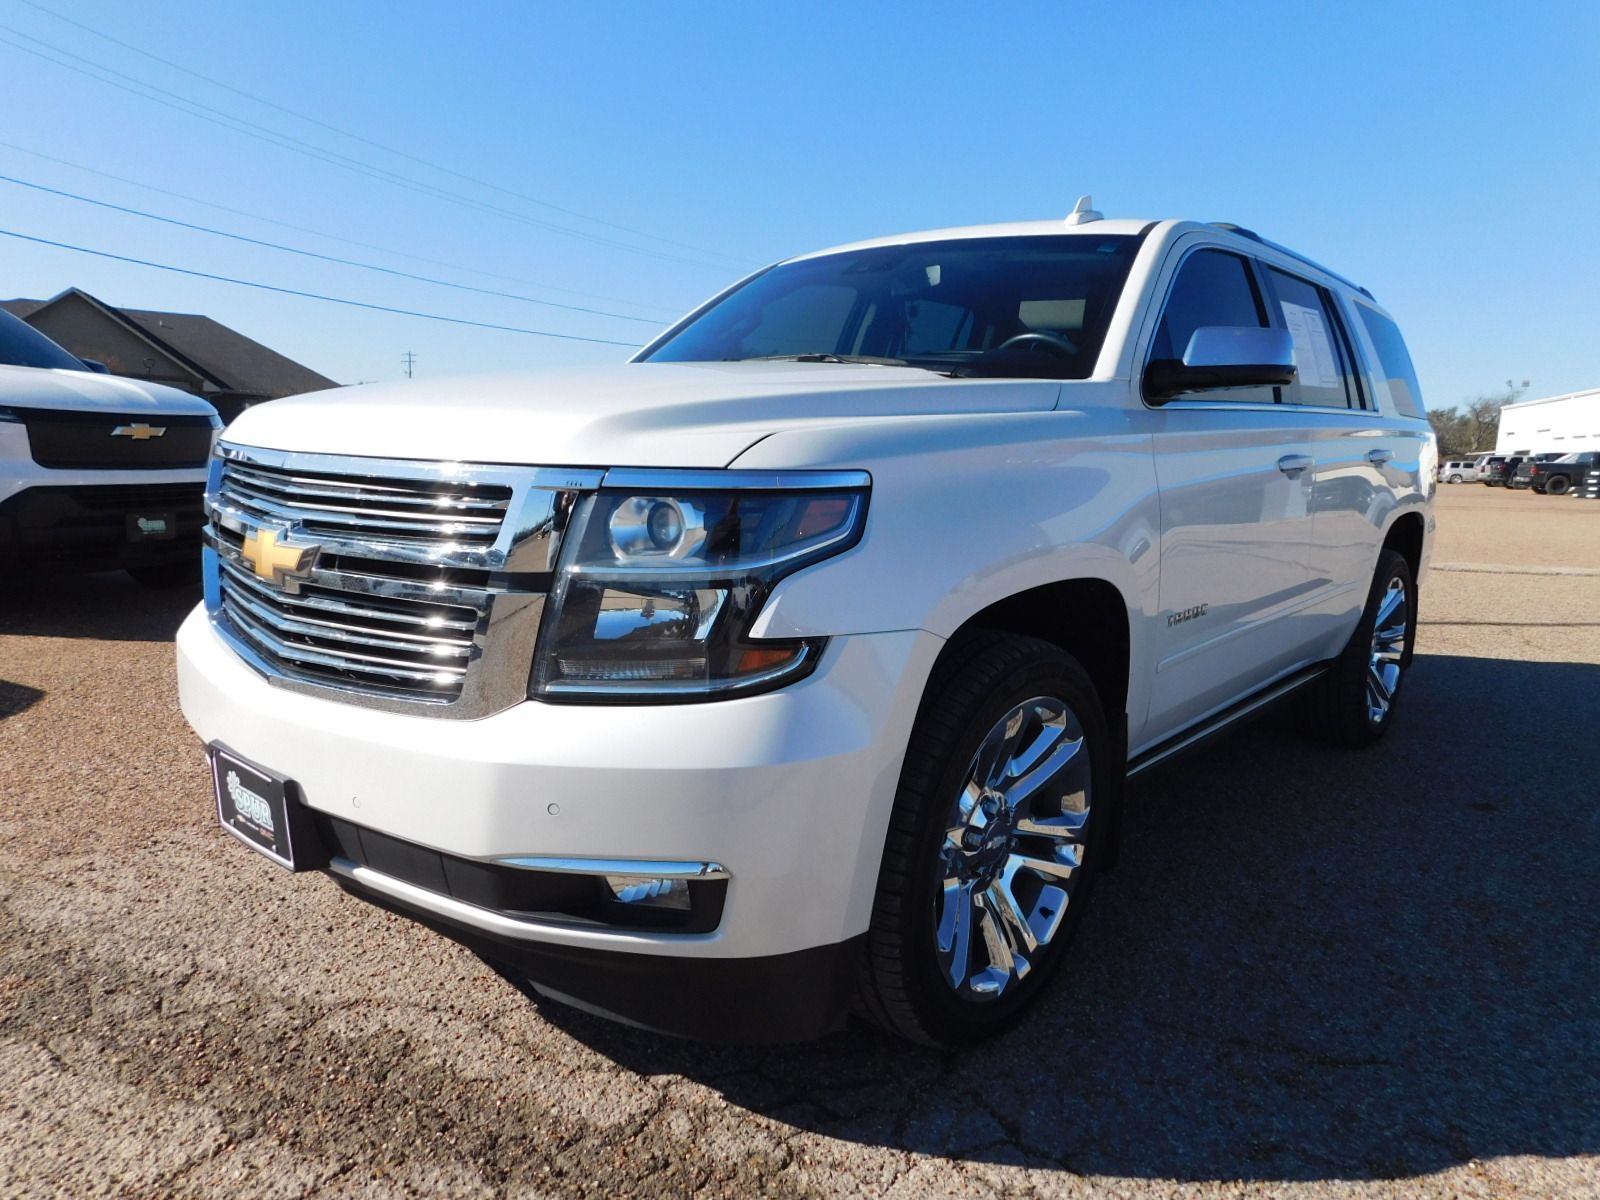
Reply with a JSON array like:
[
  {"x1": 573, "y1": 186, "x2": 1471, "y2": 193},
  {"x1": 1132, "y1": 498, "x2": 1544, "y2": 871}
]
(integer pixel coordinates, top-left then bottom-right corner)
[
  {"x1": 0, "y1": 406, "x2": 22, "y2": 423},
  {"x1": 531, "y1": 471, "x2": 869, "y2": 702}
]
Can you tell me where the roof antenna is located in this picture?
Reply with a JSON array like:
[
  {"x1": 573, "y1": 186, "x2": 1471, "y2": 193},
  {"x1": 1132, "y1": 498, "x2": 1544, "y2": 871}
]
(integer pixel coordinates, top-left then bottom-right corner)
[{"x1": 1064, "y1": 195, "x2": 1102, "y2": 226}]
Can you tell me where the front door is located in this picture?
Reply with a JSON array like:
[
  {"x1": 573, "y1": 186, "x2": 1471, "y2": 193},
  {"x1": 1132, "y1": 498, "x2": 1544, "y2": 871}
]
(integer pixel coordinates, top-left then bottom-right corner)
[{"x1": 1141, "y1": 247, "x2": 1319, "y2": 740}]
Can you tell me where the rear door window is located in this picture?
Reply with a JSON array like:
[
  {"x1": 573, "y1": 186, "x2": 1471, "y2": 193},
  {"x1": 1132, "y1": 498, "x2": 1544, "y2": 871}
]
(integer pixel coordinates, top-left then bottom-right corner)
[{"x1": 1261, "y1": 268, "x2": 1359, "y2": 409}]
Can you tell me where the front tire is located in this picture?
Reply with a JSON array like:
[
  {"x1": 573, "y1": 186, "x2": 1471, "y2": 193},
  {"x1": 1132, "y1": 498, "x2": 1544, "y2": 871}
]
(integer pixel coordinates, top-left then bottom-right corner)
[
  {"x1": 1295, "y1": 549, "x2": 1416, "y2": 747},
  {"x1": 1448, "y1": 473, "x2": 1462, "y2": 483},
  {"x1": 855, "y1": 633, "x2": 1112, "y2": 1046}
]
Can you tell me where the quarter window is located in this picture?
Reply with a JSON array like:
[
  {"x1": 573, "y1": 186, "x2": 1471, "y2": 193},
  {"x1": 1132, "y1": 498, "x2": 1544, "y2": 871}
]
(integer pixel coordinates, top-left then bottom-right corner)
[
  {"x1": 1356, "y1": 303, "x2": 1426, "y2": 418},
  {"x1": 1262, "y1": 268, "x2": 1358, "y2": 409}
]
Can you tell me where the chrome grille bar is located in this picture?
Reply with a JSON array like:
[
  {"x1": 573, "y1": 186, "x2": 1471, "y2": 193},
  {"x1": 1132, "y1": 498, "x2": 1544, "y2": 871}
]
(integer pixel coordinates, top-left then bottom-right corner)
[
  {"x1": 219, "y1": 564, "x2": 475, "y2": 657},
  {"x1": 216, "y1": 456, "x2": 512, "y2": 545},
  {"x1": 224, "y1": 462, "x2": 509, "y2": 513}
]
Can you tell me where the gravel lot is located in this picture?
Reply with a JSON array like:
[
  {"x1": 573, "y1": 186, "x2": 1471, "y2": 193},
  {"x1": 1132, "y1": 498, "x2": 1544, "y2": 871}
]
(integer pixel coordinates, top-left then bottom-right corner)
[{"x1": 2, "y1": 484, "x2": 1597, "y2": 1199}]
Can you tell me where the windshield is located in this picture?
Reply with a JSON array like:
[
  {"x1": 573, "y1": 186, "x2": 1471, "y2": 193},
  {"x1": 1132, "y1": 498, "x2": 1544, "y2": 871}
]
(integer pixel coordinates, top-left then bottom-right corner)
[
  {"x1": 0, "y1": 308, "x2": 88, "y2": 371},
  {"x1": 642, "y1": 234, "x2": 1142, "y2": 380}
]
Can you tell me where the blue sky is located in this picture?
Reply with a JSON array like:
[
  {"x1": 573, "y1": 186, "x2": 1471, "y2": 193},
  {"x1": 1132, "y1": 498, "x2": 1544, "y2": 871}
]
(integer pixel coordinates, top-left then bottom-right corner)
[{"x1": 2, "y1": 1, "x2": 1596, "y2": 409}]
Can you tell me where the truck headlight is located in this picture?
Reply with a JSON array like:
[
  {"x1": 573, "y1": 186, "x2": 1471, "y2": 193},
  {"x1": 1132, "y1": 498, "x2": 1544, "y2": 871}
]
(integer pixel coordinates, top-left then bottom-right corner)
[{"x1": 531, "y1": 473, "x2": 868, "y2": 701}]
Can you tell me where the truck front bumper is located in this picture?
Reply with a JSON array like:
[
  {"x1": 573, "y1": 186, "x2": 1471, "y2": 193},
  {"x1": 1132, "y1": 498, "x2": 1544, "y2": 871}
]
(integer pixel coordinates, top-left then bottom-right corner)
[{"x1": 176, "y1": 607, "x2": 940, "y2": 1041}]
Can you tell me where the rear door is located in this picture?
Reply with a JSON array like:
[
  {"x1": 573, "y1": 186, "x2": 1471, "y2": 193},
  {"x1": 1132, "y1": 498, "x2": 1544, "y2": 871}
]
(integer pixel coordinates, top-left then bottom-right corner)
[
  {"x1": 1143, "y1": 244, "x2": 1320, "y2": 738},
  {"x1": 1259, "y1": 268, "x2": 1407, "y2": 655}
]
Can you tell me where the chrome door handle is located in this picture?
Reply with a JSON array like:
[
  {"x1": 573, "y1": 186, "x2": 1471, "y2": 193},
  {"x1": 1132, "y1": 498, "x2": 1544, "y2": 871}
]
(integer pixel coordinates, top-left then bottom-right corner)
[
  {"x1": 1367, "y1": 448, "x2": 1394, "y2": 465},
  {"x1": 1277, "y1": 454, "x2": 1313, "y2": 474}
]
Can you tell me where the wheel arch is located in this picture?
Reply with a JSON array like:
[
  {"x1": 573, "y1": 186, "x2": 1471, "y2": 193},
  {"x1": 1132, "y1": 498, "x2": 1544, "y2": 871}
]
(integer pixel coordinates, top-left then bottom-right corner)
[
  {"x1": 1381, "y1": 510, "x2": 1425, "y2": 582},
  {"x1": 938, "y1": 577, "x2": 1132, "y2": 728}
]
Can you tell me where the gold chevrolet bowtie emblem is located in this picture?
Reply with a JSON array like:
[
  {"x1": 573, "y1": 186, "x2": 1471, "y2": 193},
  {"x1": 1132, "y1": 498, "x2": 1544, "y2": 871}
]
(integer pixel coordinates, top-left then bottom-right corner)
[
  {"x1": 112, "y1": 423, "x2": 166, "y2": 439},
  {"x1": 241, "y1": 525, "x2": 318, "y2": 591}
]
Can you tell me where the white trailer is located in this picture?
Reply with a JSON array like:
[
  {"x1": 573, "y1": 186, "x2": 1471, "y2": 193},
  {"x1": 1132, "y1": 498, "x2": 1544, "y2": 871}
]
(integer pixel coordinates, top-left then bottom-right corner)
[{"x1": 1496, "y1": 388, "x2": 1600, "y2": 454}]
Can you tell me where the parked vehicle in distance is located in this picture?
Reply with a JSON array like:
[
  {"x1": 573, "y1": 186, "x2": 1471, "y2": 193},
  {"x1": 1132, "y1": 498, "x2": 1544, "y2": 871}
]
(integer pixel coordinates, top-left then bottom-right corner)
[
  {"x1": 1438, "y1": 459, "x2": 1480, "y2": 483},
  {"x1": 0, "y1": 307, "x2": 220, "y2": 586},
  {"x1": 1515, "y1": 451, "x2": 1600, "y2": 495},
  {"x1": 1503, "y1": 453, "x2": 1560, "y2": 489},
  {"x1": 176, "y1": 207, "x2": 1434, "y2": 1045},
  {"x1": 1482, "y1": 455, "x2": 1524, "y2": 486}
]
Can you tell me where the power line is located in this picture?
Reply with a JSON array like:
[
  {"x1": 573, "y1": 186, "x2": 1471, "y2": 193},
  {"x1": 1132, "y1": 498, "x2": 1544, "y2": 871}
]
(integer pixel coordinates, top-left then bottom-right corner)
[
  {"x1": 0, "y1": 171, "x2": 663, "y2": 325},
  {"x1": 0, "y1": 23, "x2": 741, "y2": 273},
  {"x1": 401, "y1": 351, "x2": 416, "y2": 379},
  {"x1": 14, "y1": 0, "x2": 744, "y2": 266},
  {"x1": 0, "y1": 137, "x2": 678, "y2": 314},
  {"x1": 0, "y1": 226, "x2": 642, "y2": 348}
]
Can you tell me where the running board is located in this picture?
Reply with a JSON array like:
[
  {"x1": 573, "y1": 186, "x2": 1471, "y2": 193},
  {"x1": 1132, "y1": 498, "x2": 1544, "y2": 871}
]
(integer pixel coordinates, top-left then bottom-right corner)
[{"x1": 1126, "y1": 664, "x2": 1329, "y2": 779}]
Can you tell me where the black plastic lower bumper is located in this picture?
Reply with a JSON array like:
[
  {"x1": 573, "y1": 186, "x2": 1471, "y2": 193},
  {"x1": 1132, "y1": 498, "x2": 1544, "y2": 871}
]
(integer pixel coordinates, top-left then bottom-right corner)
[
  {"x1": 336, "y1": 874, "x2": 862, "y2": 1045},
  {"x1": 0, "y1": 483, "x2": 205, "y2": 572}
]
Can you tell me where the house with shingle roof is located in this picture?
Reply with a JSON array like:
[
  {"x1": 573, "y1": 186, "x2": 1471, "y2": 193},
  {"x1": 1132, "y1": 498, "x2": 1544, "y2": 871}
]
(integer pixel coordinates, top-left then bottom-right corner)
[{"x1": 1, "y1": 287, "x2": 338, "y2": 421}]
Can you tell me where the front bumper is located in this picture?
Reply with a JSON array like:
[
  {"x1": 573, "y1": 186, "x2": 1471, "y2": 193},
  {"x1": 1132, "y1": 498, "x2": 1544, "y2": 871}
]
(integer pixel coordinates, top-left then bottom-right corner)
[
  {"x1": 0, "y1": 481, "x2": 206, "y2": 572},
  {"x1": 177, "y1": 608, "x2": 940, "y2": 1039}
]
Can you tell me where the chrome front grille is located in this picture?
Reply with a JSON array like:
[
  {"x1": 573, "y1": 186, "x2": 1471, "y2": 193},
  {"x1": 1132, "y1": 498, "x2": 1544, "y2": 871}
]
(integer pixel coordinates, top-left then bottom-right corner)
[
  {"x1": 216, "y1": 457, "x2": 513, "y2": 546},
  {"x1": 203, "y1": 445, "x2": 603, "y2": 718},
  {"x1": 217, "y1": 555, "x2": 479, "y2": 698}
]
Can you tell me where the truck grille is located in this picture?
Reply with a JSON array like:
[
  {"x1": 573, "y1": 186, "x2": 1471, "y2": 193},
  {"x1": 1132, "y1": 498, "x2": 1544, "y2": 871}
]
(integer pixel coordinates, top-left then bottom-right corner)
[
  {"x1": 204, "y1": 446, "x2": 593, "y2": 717},
  {"x1": 216, "y1": 554, "x2": 481, "y2": 698},
  {"x1": 22, "y1": 409, "x2": 214, "y2": 469},
  {"x1": 216, "y1": 457, "x2": 512, "y2": 547}
]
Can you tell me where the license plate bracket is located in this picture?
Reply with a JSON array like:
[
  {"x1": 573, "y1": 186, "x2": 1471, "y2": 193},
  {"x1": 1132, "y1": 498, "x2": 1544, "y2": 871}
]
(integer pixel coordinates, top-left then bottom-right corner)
[
  {"x1": 210, "y1": 744, "x2": 326, "y2": 871},
  {"x1": 126, "y1": 511, "x2": 177, "y2": 541}
]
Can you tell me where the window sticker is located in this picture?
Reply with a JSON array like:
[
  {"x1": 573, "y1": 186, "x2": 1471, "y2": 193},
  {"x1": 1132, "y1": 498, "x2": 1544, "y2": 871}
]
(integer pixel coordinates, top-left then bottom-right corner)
[{"x1": 1279, "y1": 301, "x2": 1340, "y2": 391}]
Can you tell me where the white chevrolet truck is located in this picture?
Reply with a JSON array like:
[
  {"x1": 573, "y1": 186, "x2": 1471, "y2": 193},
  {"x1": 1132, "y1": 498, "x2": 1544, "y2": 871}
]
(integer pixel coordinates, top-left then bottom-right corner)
[
  {"x1": 1, "y1": 307, "x2": 220, "y2": 584},
  {"x1": 177, "y1": 208, "x2": 1435, "y2": 1045}
]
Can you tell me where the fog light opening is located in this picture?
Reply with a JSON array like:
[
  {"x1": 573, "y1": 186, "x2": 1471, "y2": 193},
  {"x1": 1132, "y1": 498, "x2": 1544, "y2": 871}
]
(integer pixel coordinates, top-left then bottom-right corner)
[{"x1": 604, "y1": 875, "x2": 692, "y2": 911}]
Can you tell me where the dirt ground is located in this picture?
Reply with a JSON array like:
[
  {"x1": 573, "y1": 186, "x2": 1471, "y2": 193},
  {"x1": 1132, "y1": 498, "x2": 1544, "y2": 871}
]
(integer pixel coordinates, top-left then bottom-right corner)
[{"x1": 2, "y1": 483, "x2": 1597, "y2": 1199}]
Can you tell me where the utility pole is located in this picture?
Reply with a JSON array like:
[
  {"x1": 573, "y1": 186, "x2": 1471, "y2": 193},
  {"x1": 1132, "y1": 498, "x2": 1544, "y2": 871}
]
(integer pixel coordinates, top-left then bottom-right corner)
[{"x1": 402, "y1": 351, "x2": 416, "y2": 379}]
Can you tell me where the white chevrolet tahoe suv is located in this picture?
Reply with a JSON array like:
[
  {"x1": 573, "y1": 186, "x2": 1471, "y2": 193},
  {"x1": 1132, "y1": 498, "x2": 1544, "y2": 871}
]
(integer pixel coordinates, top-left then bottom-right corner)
[
  {"x1": 176, "y1": 211, "x2": 1435, "y2": 1045},
  {"x1": 1, "y1": 307, "x2": 221, "y2": 584}
]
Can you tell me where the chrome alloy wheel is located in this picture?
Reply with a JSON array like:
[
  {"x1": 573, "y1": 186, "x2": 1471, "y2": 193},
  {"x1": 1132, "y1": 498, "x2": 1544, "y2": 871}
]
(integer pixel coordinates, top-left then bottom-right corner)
[
  {"x1": 1367, "y1": 576, "x2": 1409, "y2": 723},
  {"x1": 933, "y1": 696, "x2": 1091, "y2": 1000}
]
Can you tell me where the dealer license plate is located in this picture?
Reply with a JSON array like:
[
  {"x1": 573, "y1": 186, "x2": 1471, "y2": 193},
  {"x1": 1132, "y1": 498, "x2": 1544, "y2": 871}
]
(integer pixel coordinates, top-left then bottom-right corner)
[{"x1": 211, "y1": 745, "x2": 311, "y2": 870}]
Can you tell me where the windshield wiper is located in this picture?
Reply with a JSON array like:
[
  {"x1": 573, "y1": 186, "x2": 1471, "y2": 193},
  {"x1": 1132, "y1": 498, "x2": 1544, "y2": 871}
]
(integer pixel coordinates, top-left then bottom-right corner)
[{"x1": 733, "y1": 353, "x2": 914, "y2": 367}]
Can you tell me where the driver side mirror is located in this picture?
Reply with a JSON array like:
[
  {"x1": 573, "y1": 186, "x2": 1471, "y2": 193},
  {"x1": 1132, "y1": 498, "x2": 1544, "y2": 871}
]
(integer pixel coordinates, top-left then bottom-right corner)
[{"x1": 1144, "y1": 326, "x2": 1296, "y2": 403}]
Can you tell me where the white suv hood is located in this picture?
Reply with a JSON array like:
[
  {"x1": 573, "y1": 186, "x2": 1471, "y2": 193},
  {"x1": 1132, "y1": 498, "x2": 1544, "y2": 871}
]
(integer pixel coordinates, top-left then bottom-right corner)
[
  {"x1": 0, "y1": 363, "x2": 217, "y2": 417},
  {"x1": 223, "y1": 363, "x2": 1063, "y2": 467}
]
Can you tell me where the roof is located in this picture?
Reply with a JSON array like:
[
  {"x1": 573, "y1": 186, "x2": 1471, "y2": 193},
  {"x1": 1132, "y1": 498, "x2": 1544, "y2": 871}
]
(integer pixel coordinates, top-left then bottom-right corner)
[
  {"x1": 1501, "y1": 387, "x2": 1600, "y2": 411},
  {"x1": 0, "y1": 298, "x2": 45, "y2": 320},
  {"x1": 117, "y1": 306, "x2": 336, "y2": 397},
  {"x1": 790, "y1": 215, "x2": 1374, "y2": 299},
  {"x1": 791, "y1": 217, "x2": 1160, "y2": 261},
  {"x1": 0, "y1": 289, "x2": 337, "y2": 398}
]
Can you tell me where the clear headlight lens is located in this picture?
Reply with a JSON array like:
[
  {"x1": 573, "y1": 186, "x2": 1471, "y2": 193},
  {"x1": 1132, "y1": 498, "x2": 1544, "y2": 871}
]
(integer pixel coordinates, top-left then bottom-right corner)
[{"x1": 531, "y1": 480, "x2": 867, "y2": 701}]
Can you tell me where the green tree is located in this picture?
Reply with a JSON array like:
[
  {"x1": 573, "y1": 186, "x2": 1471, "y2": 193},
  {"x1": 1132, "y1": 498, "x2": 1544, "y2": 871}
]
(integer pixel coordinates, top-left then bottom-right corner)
[{"x1": 1427, "y1": 380, "x2": 1526, "y2": 454}]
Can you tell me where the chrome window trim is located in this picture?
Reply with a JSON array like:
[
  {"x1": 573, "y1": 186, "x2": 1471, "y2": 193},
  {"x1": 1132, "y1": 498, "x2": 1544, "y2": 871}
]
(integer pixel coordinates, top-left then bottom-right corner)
[{"x1": 1154, "y1": 399, "x2": 1376, "y2": 416}]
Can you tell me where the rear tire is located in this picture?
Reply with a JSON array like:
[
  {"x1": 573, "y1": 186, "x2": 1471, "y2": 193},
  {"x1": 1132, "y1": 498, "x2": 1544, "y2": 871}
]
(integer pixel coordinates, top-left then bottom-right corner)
[
  {"x1": 1546, "y1": 476, "x2": 1570, "y2": 496},
  {"x1": 855, "y1": 632, "x2": 1112, "y2": 1046},
  {"x1": 1294, "y1": 549, "x2": 1416, "y2": 748}
]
